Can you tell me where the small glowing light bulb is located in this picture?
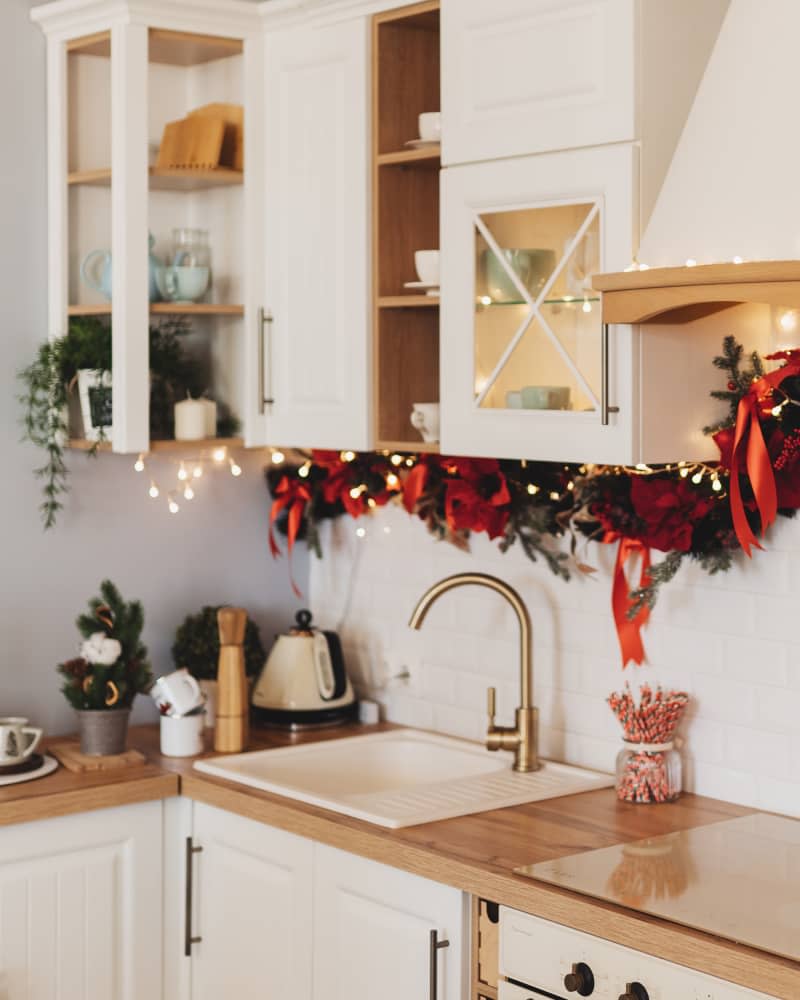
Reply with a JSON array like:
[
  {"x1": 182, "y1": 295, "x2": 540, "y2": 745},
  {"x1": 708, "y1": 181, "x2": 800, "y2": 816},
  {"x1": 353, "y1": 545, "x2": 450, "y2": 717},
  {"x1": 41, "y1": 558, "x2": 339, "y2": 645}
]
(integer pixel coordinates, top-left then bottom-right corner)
[
  {"x1": 567, "y1": 480, "x2": 575, "y2": 491},
  {"x1": 712, "y1": 478, "x2": 723, "y2": 492},
  {"x1": 213, "y1": 447, "x2": 227, "y2": 463},
  {"x1": 229, "y1": 461, "x2": 242, "y2": 477},
  {"x1": 390, "y1": 454, "x2": 403, "y2": 467},
  {"x1": 177, "y1": 462, "x2": 188, "y2": 481},
  {"x1": 691, "y1": 472, "x2": 703, "y2": 485},
  {"x1": 192, "y1": 464, "x2": 203, "y2": 479},
  {"x1": 168, "y1": 499, "x2": 180, "y2": 514},
  {"x1": 298, "y1": 463, "x2": 311, "y2": 479},
  {"x1": 582, "y1": 299, "x2": 592, "y2": 314},
  {"x1": 183, "y1": 485, "x2": 195, "y2": 500},
  {"x1": 635, "y1": 463, "x2": 649, "y2": 471},
  {"x1": 479, "y1": 295, "x2": 492, "y2": 306},
  {"x1": 772, "y1": 403, "x2": 784, "y2": 417},
  {"x1": 680, "y1": 467, "x2": 690, "y2": 478},
  {"x1": 367, "y1": 497, "x2": 377, "y2": 509},
  {"x1": 271, "y1": 449, "x2": 285, "y2": 465},
  {"x1": 386, "y1": 473, "x2": 399, "y2": 488},
  {"x1": 549, "y1": 490, "x2": 560, "y2": 501},
  {"x1": 149, "y1": 482, "x2": 159, "y2": 499},
  {"x1": 779, "y1": 310, "x2": 798, "y2": 333},
  {"x1": 685, "y1": 258, "x2": 697, "y2": 267},
  {"x1": 341, "y1": 450, "x2": 356, "y2": 463},
  {"x1": 349, "y1": 486, "x2": 363, "y2": 499},
  {"x1": 133, "y1": 454, "x2": 145, "y2": 473},
  {"x1": 527, "y1": 484, "x2": 539, "y2": 495},
  {"x1": 405, "y1": 457, "x2": 414, "y2": 467},
  {"x1": 356, "y1": 527, "x2": 366, "y2": 538}
]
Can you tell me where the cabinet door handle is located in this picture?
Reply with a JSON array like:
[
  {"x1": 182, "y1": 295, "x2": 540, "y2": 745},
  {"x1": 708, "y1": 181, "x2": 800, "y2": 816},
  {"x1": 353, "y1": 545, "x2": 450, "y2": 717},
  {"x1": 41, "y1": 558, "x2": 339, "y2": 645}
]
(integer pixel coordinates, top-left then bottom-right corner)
[
  {"x1": 429, "y1": 928, "x2": 450, "y2": 1000},
  {"x1": 184, "y1": 837, "x2": 203, "y2": 957},
  {"x1": 601, "y1": 322, "x2": 620, "y2": 426},
  {"x1": 258, "y1": 307, "x2": 274, "y2": 414}
]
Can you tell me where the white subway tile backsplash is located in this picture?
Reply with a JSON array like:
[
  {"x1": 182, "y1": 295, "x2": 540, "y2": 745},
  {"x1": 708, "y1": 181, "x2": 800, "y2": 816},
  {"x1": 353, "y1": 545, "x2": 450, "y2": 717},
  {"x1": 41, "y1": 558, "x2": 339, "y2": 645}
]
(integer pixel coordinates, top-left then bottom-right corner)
[{"x1": 311, "y1": 508, "x2": 800, "y2": 817}]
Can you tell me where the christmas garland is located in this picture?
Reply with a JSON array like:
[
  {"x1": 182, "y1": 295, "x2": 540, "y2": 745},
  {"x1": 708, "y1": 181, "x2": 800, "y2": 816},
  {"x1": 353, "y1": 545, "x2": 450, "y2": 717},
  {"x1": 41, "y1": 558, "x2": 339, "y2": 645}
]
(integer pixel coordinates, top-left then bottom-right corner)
[{"x1": 267, "y1": 337, "x2": 800, "y2": 666}]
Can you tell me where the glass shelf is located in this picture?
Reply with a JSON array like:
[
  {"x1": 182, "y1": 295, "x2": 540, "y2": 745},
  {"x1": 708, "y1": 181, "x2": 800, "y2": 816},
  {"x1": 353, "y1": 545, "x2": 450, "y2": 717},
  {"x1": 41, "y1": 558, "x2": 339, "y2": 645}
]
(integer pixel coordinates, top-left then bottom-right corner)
[{"x1": 476, "y1": 295, "x2": 601, "y2": 308}]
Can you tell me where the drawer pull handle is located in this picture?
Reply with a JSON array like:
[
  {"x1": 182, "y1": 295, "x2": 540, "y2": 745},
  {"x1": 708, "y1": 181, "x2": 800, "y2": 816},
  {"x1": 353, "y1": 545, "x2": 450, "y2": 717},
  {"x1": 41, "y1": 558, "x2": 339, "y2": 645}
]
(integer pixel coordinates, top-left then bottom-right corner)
[
  {"x1": 184, "y1": 836, "x2": 203, "y2": 957},
  {"x1": 428, "y1": 928, "x2": 449, "y2": 1000}
]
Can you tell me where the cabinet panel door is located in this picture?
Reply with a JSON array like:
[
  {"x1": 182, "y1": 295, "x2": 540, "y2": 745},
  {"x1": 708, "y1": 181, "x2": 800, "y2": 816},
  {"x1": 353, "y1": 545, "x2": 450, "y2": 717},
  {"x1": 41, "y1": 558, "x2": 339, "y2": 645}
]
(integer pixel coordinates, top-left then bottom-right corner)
[
  {"x1": 262, "y1": 17, "x2": 370, "y2": 450},
  {"x1": 313, "y1": 844, "x2": 465, "y2": 1000},
  {"x1": 441, "y1": 0, "x2": 636, "y2": 166},
  {"x1": 440, "y1": 144, "x2": 639, "y2": 465},
  {"x1": 0, "y1": 800, "x2": 162, "y2": 1000},
  {"x1": 190, "y1": 802, "x2": 313, "y2": 1000}
]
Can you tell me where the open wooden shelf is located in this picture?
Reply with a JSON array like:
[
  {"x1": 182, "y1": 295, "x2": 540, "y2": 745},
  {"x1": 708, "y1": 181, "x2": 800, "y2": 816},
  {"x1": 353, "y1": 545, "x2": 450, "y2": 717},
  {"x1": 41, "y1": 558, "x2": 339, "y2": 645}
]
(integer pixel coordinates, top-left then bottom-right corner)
[
  {"x1": 377, "y1": 146, "x2": 440, "y2": 167},
  {"x1": 68, "y1": 436, "x2": 245, "y2": 454},
  {"x1": 67, "y1": 167, "x2": 243, "y2": 191},
  {"x1": 376, "y1": 439, "x2": 439, "y2": 454},
  {"x1": 67, "y1": 28, "x2": 242, "y2": 67},
  {"x1": 378, "y1": 295, "x2": 439, "y2": 308},
  {"x1": 593, "y1": 260, "x2": 800, "y2": 323},
  {"x1": 67, "y1": 303, "x2": 244, "y2": 317}
]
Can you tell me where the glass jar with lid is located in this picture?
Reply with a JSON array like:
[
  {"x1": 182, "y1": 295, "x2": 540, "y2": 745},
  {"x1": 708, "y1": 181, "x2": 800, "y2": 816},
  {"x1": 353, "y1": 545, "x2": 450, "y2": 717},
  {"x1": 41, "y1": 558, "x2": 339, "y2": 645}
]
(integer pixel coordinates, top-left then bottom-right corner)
[{"x1": 615, "y1": 740, "x2": 682, "y2": 804}]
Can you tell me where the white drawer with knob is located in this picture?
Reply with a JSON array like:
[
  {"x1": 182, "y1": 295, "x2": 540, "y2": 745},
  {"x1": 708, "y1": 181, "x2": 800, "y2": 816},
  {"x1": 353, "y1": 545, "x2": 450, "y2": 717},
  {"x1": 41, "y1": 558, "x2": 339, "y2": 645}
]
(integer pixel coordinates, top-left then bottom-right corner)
[{"x1": 499, "y1": 907, "x2": 778, "y2": 1000}]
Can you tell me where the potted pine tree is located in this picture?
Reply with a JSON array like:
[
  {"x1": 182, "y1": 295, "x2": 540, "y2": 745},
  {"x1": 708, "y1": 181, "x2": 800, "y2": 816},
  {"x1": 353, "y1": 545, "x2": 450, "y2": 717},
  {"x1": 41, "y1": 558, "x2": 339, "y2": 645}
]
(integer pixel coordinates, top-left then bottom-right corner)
[{"x1": 57, "y1": 580, "x2": 153, "y2": 755}]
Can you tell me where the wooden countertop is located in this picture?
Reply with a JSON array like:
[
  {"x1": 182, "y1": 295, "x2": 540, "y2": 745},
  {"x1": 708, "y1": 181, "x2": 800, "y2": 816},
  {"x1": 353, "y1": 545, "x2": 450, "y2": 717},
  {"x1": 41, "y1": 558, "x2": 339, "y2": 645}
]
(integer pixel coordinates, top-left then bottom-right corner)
[{"x1": 6, "y1": 723, "x2": 798, "y2": 997}]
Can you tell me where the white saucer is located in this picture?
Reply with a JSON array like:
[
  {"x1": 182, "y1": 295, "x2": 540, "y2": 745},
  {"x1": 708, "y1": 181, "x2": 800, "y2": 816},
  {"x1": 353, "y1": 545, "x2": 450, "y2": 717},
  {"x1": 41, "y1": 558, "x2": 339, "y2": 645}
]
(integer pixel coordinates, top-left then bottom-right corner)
[
  {"x1": 404, "y1": 281, "x2": 440, "y2": 291},
  {"x1": 0, "y1": 755, "x2": 58, "y2": 787},
  {"x1": 404, "y1": 139, "x2": 440, "y2": 150}
]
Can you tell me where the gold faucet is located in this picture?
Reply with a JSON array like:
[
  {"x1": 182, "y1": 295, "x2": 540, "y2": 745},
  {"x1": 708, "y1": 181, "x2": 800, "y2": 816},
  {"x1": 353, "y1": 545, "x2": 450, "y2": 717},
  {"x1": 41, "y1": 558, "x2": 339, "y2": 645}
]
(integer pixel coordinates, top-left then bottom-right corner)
[{"x1": 408, "y1": 572, "x2": 540, "y2": 773}]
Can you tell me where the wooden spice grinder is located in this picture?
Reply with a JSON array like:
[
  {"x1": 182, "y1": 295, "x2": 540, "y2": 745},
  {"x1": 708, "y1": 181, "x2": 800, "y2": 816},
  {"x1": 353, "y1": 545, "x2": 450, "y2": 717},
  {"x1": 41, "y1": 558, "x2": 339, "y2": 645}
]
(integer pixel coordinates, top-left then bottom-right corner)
[{"x1": 214, "y1": 607, "x2": 249, "y2": 753}]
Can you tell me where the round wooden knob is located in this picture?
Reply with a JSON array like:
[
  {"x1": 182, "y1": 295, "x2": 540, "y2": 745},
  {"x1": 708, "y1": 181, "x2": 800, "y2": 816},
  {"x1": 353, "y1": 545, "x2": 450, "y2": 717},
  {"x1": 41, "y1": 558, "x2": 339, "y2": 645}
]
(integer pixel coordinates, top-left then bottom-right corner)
[
  {"x1": 564, "y1": 963, "x2": 594, "y2": 996},
  {"x1": 217, "y1": 607, "x2": 247, "y2": 646},
  {"x1": 619, "y1": 985, "x2": 649, "y2": 1000}
]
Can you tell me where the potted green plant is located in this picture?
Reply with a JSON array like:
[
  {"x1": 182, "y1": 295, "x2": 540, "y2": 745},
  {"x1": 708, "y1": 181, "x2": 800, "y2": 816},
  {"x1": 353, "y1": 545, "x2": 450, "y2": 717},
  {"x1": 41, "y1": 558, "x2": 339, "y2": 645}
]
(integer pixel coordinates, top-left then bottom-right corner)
[
  {"x1": 172, "y1": 606, "x2": 265, "y2": 727},
  {"x1": 57, "y1": 580, "x2": 153, "y2": 755}
]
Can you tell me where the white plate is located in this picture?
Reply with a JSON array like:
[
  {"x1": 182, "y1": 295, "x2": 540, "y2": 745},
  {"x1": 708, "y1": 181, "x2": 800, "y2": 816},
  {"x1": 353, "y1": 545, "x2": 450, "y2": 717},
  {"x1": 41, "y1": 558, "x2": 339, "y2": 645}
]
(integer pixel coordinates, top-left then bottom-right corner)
[
  {"x1": 0, "y1": 755, "x2": 58, "y2": 787},
  {"x1": 403, "y1": 280, "x2": 440, "y2": 291},
  {"x1": 404, "y1": 138, "x2": 440, "y2": 149}
]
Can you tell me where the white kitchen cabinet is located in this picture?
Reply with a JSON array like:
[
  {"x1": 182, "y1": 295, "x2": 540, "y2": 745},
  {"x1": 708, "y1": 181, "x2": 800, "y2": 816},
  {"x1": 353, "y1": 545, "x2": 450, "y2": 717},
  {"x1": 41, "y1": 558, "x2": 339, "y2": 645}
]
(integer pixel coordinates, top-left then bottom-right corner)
[
  {"x1": 440, "y1": 143, "x2": 640, "y2": 464},
  {"x1": 187, "y1": 801, "x2": 313, "y2": 1000},
  {"x1": 253, "y1": 13, "x2": 370, "y2": 450},
  {"x1": 0, "y1": 800, "x2": 163, "y2": 1000},
  {"x1": 314, "y1": 843, "x2": 465, "y2": 1000}
]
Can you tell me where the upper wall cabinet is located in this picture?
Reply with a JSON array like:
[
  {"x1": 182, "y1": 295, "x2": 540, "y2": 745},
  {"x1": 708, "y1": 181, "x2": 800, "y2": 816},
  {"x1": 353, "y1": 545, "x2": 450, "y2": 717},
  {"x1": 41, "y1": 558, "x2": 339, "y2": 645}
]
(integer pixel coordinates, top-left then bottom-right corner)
[
  {"x1": 441, "y1": 0, "x2": 636, "y2": 166},
  {"x1": 253, "y1": 12, "x2": 370, "y2": 450}
]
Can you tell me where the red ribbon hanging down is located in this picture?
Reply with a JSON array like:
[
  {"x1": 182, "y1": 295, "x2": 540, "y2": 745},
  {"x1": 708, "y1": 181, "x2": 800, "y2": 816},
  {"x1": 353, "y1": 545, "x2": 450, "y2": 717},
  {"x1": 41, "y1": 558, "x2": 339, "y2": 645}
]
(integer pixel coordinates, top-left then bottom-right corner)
[
  {"x1": 727, "y1": 392, "x2": 777, "y2": 557},
  {"x1": 269, "y1": 475, "x2": 311, "y2": 597},
  {"x1": 611, "y1": 537, "x2": 652, "y2": 668}
]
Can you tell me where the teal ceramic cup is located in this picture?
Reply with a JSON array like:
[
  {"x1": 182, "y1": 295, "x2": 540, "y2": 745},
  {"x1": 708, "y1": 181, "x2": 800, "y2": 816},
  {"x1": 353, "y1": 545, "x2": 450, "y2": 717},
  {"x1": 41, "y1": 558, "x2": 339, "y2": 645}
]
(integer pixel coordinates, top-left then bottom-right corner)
[
  {"x1": 521, "y1": 385, "x2": 571, "y2": 410},
  {"x1": 156, "y1": 265, "x2": 210, "y2": 303}
]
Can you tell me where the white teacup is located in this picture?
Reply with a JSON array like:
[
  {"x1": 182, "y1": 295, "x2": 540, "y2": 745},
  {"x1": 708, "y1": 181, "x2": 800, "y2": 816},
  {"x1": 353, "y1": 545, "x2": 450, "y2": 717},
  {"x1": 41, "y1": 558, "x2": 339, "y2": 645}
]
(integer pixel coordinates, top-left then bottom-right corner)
[
  {"x1": 160, "y1": 712, "x2": 205, "y2": 758},
  {"x1": 150, "y1": 669, "x2": 204, "y2": 717},
  {"x1": 410, "y1": 402, "x2": 440, "y2": 443},
  {"x1": 414, "y1": 250, "x2": 440, "y2": 286},
  {"x1": 0, "y1": 717, "x2": 42, "y2": 764},
  {"x1": 418, "y1": 111, "x2": 441, "y2": 141}
]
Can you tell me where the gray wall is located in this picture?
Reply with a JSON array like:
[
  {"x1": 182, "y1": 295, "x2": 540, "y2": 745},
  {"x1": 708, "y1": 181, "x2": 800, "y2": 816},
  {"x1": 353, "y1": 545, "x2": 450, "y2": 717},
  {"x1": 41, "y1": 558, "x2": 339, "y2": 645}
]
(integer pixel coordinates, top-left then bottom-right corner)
[{"x1": 1, "y1": 0, "x2": 307, "y2": 735}]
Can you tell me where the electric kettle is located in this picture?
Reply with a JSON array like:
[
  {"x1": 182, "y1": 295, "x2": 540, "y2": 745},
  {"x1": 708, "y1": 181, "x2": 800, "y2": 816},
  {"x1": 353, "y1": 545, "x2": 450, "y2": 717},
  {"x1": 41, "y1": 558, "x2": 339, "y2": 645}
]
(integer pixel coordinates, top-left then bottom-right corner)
[{"x1": 251, "y1": 610, "x2": 357, "y2": 728}]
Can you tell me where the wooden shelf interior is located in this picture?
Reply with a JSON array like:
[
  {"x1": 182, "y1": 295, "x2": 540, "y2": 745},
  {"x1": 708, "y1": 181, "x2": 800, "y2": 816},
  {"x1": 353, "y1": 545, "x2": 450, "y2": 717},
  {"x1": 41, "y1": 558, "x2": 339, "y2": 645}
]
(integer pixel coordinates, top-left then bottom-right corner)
[
  {"x1": 66, "y1": 29, "x2": 243, "y2": 67},
  {"x1": 376, "y1": 307, "x2": 440, "y2": 444},
  {"x1": 373, "y1": 2, "x2": 441, "y2": 448},
  {"x1": 67, "y1": 167, "x2": 243, "y2": 191},
  {"x1": 67, "y1": 303, "x2": 244, "y2": 317},
  {"x1": 593, "y1": 260, "x2": 800, "y2": 323}
]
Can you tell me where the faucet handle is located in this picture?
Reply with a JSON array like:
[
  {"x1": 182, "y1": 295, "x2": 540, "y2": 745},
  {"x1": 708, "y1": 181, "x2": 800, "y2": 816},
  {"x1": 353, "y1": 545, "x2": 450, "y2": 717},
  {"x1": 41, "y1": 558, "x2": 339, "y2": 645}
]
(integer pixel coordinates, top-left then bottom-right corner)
[{"x1": 487, "y1": 686, "x2": 496, "y2": 725}]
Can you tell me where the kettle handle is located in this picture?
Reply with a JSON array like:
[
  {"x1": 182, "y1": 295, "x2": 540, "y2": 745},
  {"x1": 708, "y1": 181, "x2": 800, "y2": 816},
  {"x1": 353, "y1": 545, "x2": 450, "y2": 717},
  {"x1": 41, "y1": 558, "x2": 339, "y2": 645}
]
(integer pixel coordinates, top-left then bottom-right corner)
[
  {"x1": 81, "y1": 249, "x2": 109, "y2": 295},
  {"x1": 321, "y1": 631, "x2": 348, "y2": 701}
]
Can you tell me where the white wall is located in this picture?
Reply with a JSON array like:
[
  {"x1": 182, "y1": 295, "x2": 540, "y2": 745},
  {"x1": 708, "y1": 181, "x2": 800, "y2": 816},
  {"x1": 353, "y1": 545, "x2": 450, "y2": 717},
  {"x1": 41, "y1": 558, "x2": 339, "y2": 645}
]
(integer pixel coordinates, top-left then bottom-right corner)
[
  {"x1": 0, "y1": 0, "x2": 306, "y2": 735},
  {"x1": 311, "y1": 504, "x2": 800, "y2": 817}
]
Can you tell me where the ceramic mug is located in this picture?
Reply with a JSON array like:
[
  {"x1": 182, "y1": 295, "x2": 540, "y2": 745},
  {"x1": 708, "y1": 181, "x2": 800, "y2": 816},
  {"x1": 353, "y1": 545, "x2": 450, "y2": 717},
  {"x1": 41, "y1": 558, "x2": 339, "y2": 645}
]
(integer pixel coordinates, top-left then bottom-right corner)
[
  {"x1": 0, "y1": 717, "x2": 42, "y2": 764},
  {"x1": 156, "y1": 265, "x2": 209, "y2": 303},
  {"x1": 418, "y1": 111, "x2": 441, "y2": 141},
  {"x1": 521, "y1": 385, "x2": 571, "y2": 410},
  {"x1": 160, "y1": 712, "x2": 205, "y2": 758},
  {"x1": 150, "y1": 669, "x2": 204, "y2": 717},
  {"x1": 414, "y1": 250, "x2": 440, "y2": 286},
  {"x1": 410, "y1": 402, "x2": 440, "y2": 443}
]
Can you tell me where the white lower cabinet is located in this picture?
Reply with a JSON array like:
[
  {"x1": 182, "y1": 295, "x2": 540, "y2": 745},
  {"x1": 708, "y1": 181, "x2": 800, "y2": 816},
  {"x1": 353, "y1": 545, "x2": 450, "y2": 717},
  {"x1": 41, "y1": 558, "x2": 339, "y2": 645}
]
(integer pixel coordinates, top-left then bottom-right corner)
[
  {"x1": 313, "y1": 844, "x2": 465, "y2": 1000},
  {"x1": 0, "y1": 800, "x2": 163, "y2": 1000},
  {"x1": 187, "y1": 801, "x2": 314, "y2": 1000}
]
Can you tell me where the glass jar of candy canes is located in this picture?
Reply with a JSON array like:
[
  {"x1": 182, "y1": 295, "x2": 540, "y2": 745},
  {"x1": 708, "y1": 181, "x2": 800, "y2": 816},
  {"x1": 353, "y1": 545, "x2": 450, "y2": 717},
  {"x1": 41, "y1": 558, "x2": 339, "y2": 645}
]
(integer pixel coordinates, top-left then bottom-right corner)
[{"x1": 615, "y1": 740, "x2": 682, "y2": 804}]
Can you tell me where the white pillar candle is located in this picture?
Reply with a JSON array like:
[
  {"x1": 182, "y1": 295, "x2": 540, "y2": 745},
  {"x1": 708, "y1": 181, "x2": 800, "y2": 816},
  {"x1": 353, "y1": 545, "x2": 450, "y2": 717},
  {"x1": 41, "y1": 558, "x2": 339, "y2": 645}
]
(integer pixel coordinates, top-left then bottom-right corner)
[
  {"x1": 201, "y1": 398, "x2": 217, "y2": 438},
  {"x1": 174, "y1": 397, "x2": 207, "y2": 441}
]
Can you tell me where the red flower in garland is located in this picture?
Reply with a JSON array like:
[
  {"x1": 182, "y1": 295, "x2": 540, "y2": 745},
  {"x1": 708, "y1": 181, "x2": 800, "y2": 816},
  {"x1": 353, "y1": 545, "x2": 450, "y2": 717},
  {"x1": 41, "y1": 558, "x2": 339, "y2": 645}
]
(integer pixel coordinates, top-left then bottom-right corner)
[
  {"x1": 629, "y1": 476, "x2": 713, "y2": 553},
  {"x1": 442, "y1": 457, "x2": 511, "y2": 540},
  {"x1": 312, "y1": 450, "x2": 399, "y2": 517}
]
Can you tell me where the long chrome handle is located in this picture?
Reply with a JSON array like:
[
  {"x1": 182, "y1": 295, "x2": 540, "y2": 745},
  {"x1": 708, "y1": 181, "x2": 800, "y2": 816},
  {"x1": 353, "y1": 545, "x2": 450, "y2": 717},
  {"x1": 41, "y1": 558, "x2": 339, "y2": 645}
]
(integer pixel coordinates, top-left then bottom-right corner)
[
  {"x1": 184, "y1": 837, "x2": 203, "y2": 957},
  {"x1": 258, "y1": 307, "x2": 274, "y2": 414},
  {"x1": 601, "y1": 323, "x2": 620, "y2": 426},
  {"x1": 429, "y1": 929, "x2": 450, "y2": 1000}
]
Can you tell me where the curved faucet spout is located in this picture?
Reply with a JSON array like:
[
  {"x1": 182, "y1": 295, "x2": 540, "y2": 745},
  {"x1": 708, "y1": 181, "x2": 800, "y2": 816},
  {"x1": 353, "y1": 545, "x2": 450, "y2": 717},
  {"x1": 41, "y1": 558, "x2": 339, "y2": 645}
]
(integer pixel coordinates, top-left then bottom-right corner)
[{"x1": 408, "y1": 572, "x2": 539, "y2": 772}]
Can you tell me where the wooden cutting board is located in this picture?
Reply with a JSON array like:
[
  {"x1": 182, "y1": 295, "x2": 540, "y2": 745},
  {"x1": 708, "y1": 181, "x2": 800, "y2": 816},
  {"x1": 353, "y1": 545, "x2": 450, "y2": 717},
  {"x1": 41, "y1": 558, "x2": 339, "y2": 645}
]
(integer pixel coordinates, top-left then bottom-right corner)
[
  {"x1": 49, "y1": 740, "x2": 146, "y2": 773},
  {"x1": 188, "y1": 102, "x2": 243, "y2": 170}
]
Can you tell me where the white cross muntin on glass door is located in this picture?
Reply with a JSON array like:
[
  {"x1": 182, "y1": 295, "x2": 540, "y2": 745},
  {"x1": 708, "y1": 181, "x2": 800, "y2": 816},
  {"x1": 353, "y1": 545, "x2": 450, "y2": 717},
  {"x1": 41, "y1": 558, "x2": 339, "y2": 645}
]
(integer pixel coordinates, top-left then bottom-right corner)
[{"x1": 473, "y1": 199, "x2": 601, "y2": 411}]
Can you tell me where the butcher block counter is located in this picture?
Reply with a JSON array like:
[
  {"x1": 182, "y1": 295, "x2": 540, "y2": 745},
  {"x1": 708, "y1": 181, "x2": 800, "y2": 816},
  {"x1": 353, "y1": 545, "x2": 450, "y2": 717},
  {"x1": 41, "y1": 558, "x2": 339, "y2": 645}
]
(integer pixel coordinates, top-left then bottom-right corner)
[{"x1": 1, "y1": 722, "x2": 796, "y2": 998}]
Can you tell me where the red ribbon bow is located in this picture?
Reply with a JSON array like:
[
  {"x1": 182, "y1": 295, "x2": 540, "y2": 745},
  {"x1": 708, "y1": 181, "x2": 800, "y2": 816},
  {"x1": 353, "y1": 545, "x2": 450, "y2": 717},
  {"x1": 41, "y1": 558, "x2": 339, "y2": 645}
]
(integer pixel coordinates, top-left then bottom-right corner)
[
  {"x1": 269, "y1": 475, "x2": 311, "y2": 596},
  {"x1": 611, "y1": 537, "x2": 652, "y2": 667}
]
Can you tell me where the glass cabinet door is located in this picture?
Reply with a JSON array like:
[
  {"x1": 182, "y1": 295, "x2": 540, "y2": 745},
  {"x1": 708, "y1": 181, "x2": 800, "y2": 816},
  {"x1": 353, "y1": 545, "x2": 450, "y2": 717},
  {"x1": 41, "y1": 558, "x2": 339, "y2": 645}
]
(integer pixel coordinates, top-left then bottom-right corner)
[{"x1": 441, "y1": 145, "x2": 637, "y2": 464}]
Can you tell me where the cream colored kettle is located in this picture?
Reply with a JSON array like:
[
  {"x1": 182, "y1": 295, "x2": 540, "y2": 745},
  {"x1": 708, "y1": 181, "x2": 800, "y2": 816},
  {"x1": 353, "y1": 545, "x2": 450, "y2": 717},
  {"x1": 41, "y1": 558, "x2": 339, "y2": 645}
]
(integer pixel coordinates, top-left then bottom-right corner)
[{"x1": 251, "y1": 610, "x2": 357, "y2": 728}]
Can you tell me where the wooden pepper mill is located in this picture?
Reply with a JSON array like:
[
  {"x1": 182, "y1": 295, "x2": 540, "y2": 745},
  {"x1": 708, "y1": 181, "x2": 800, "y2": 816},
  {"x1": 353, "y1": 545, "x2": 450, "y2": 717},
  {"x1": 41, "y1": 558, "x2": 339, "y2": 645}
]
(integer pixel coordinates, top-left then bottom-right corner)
[{"x1": 214, "y1": 607, "x2": 249, "y2": 753}]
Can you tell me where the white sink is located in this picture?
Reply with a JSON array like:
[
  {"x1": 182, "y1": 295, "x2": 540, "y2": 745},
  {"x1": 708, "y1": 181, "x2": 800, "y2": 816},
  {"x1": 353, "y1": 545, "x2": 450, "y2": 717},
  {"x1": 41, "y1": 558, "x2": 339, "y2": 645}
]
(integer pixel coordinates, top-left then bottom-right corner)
[{"x1": 193, "y1": 729, "x2": 613, "y2": 828}]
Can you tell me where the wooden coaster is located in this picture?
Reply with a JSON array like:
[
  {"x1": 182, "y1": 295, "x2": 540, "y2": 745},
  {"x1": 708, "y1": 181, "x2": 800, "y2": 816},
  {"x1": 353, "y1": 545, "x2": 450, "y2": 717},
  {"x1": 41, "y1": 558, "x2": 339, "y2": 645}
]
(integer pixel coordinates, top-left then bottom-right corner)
[{"x1": 49, "y1": 740, "x2": 146, "y2": 773}]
